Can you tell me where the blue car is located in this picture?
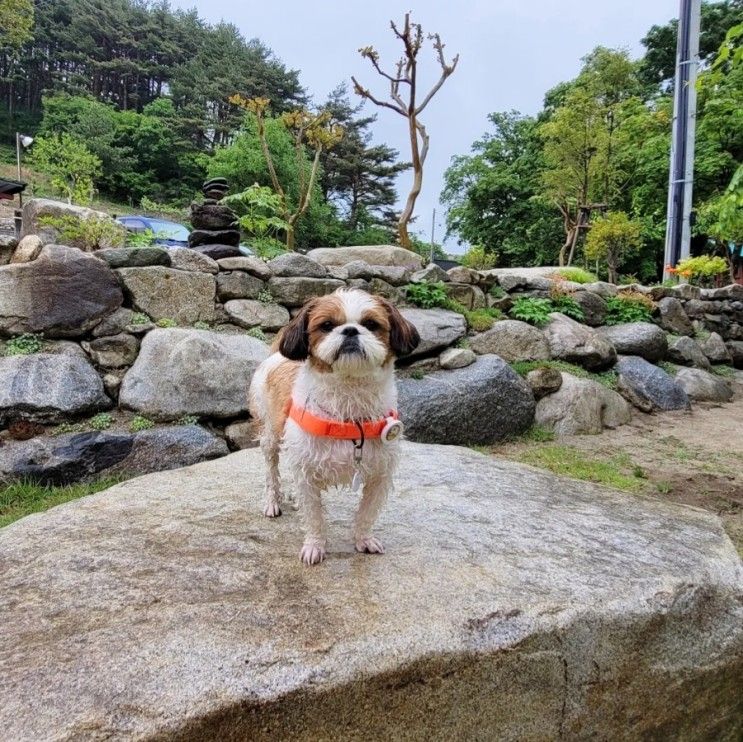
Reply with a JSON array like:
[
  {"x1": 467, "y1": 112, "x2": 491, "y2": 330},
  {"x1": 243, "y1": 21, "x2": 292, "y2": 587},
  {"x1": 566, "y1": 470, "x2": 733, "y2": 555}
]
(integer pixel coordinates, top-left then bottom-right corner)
[{"x1": 115, "y1": 216, "x2": 191, "y2": 247}]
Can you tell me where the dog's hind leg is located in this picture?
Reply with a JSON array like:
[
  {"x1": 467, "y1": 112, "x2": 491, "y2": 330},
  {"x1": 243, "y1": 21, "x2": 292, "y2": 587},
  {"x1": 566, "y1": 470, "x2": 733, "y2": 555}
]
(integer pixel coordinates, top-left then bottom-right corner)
[{"x1": 261, "y1": 429, "x2": 283, "y2": 518}]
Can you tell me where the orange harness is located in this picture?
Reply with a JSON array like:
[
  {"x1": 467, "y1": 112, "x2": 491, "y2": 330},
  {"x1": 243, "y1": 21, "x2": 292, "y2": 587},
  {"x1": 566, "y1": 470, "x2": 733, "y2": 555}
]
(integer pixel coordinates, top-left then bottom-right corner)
[{"x1": 287, "y1": 403, "x2": 398, "y2": 440}]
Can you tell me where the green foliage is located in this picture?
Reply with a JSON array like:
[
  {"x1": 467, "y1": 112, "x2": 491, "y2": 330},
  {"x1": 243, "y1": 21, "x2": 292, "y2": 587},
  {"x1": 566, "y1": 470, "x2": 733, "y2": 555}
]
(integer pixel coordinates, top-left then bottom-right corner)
[
  {"x1": 510, "y1": 359, "x2": 618, "y2": 390},
  {"x1": 52, "y1": 422, "x2": 85, "y2": 436},
  {"x1": 3, "y1": 333, "x2": 43, "y2": 356},
  {"x1": 126, "y1": 229, "x2": 158, "y2": 248},
  {"x1": 192, "y1": 321, "x2": 210, "y2": 330},
  {"x1": 409, "y1": 369, "x2": 426, "y2": 380},
  {"x1": 177, "y1": 414, "x2": 199, "y2": 425},
  {"x1": 658, "y1": 361, "x2": 680, "y2": 376},
  {"x1": 549, "y1": 291, "x2": 585, "y2": 322},
  {"x1": 584, "y1": 211, "x2": 643, "y2": 284},
  {"x1": 222, "y1": 183, "x2": 290, "y2": 251},
  {"x1": 711, "y1": 364, "x2": 735, "y2": 378},
  {"x1": 155, "y1": 318, "x2": 177, "y2": 328},
  {"x1": 39, "y1": 214, "x2": 125, "y2": 250},
  {"x1": 0, "y1": 0, "x2": 34, "y2": 50},
  {"x1": 675, "y1": 254, "x2": 730, "y2": 285},
  {"x1": 488, "y1": 284, "x2": 506, "y2": 299},
  {"x1": 551, "y1": 267, "x2": 597, "y2": 284},
  {"x1": 247, "y1": 327, "x2": 268, "y2": 342},
  {"x1": 604, "y1": 293, "x2": 655, "y2": 325},
  {"x1": 464, "y1": 307, "x2": 503, "y2": 332},
  {"x1": 509, "y1": 297, "x2": 553, "y2": 327},
  {"x1": 130, "y1": 313, "x2": 151, "y2": 326},
  {"x1": 404, "y1": 281, "x2": 448, "y2": 309},
  {"x1": 520, "y1": 425, "x2": 556, "y2": 443},
  {"x1": 460, "y1": 245, "x2": 497, "y2": 270},
  {"x1": 257, "y1": 288, "x2": 274, "y2": 304},
  {"x1": 30, "y1": 132, "x2": 101, "y2": 204},
  {"x1": 88, "y1": 413, "x2": 113, "y2": 431},
  {"x1": 129, "y1": 415, "x2": 155, "y2": 432}
]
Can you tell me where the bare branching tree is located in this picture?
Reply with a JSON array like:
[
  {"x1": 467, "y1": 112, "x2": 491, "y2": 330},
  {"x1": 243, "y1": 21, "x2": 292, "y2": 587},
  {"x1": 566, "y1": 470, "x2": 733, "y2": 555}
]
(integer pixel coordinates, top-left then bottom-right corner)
[{"x1": 351, "y1": 13, "x2": 458, "y2": 251}]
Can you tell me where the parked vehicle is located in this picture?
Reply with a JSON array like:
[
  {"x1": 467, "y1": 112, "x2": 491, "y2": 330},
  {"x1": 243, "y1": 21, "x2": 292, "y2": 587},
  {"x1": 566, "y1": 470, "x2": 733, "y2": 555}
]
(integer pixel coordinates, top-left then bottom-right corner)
[{"x1": 115, "y1": 216, "x2": 190, "y2": 247}]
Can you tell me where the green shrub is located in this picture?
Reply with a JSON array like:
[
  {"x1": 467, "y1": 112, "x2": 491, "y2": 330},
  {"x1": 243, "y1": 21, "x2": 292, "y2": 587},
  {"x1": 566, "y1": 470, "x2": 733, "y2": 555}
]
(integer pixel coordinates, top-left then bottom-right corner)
[
  {"x1": 674, "y1": 254, "x2": 728, "y2": 286},
  {"x1": 459, "y1": 244, "x2": 497, "y2": 270},
  {"x1": 38, "y1": 214, "x2": 124, "y2": 250},
  {"x1": 155, "y1": 318, "x2": 177, "y2": 328},
  {"x1": 126, "y1": 229, "x2": 158, "y2": 248},
  {"x1": 52, "y1": 422, "x2": 85, "y2": 436},
  {"x1": 130, "y1": 312, "x2": 151, "y2": 325},
  {"x1": 604, "y1": 292, "x2": 654, "y2": 325},
  {"x1": 88, "y1": 412, "x2": 113, "y2": 431},
  {"x1": 549, "y1": 293, "x2": 585, "y2": 322},
  {"x1": 710, "y1": 364, "x2": 735, "y2": 378},
  {"x1": 3, "y1": 333, "x2": 43, "y2": 356},
  {"x1": 488, "y1": 284, "x2": 506, "y2": 299},
  {"x1": 410, "y1": 369, "x2": 425, "y2": 380},
  {"x1": 465, "y1": 307, "x2": 502, "y2": 332},
  {"x1": 509, "y1": 297, "x2": 553, "y2": 327},
  {"x1": 250, "y1": 237, "x2": 287, "y2": 259},
  {"x1": 405, "y1": 281, "x2": 448, "y2": 309},
  {"x1": 129, "y1": 415, "x2": 155, "y2": 432},
  {"x1": 247, "y1": 327, "x2": 268, "y2": 342},
  {"x1": 177, "y1": 414, "x2": 199, "y2": 425},
  {"x1": 550, "y1": 267, "x2": 596, "y2": 284}
]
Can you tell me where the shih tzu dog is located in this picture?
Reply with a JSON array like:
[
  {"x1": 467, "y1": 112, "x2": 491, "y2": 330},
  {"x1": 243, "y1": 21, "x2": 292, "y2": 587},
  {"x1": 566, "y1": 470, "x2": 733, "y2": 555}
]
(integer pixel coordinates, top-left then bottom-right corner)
[{"x1": 249, "y1": 288, "x2": 420, "y2": 565}]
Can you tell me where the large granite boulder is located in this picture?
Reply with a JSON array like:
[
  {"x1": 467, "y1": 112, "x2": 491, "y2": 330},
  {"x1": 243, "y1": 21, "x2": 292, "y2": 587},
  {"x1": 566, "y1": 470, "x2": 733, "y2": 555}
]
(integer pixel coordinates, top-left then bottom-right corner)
[
  {"x1": 117, "y1": 266, "x2": 216, "y2": 324},
  {"x1": 9, "y1": 234, "x2": 43, "y2": 263},
  {"x1": 399, "y1": 308, "x2": 467, "y2": 358},
  {"x1": 167, "y1": 247, "x2": 219, "y2": 274},
  {"x1": 0, "y1": 353, "x2": 110, "y2": 424},
  {"x1": 469, "y1": 319, "x2": 549, "y2": 362},
  {"x1": 0, "y1": 245, "x2": 123, "y2": 337},
  {"x1": 0, "y1": 425, "x2": 228, "y2": 486},
  {"x1": 616, "y1": 356, "x2": 690, "y2": 412},
  {"x1": 81, "y1": 333, "x2": 140, "y2": 368},
  {"x1": 217, "y1": 256, "x2": 272, "y2": 281},
  {"x1": 597, "y1": 322, "x2": 668, "y2": 363},
  {"x1": 675, "y1": 368, "x2": 734, "y2": 403},
  {"x1": 224, "y1": 300, "x2": 290, "y2": 331},
  {"x1": 572, "y1": 290, "x2": 607, "y2": 326},
  {"x1": 656, "y1": 297, "x2": 693, "y2": 335},
  {"x1": 119, "y1": 328, "x2": 269, "y2": 420},
  {"x1": 216, "y1": 271, "x2": 265, "y2": 301},
  {"x1": 535, "y1": 373, "x2": 632, "y2": 435},
  {"x1": 307, "y1": 245, "x2": 423, "y2": 268},
  {"x1": 0, "y1": 444, "x2": 740, "y2": 740},
  {"x1": 544, "y1": 313, "x2": 617, "y2": 370},
  {"x1": 266, "y1": 277, "x2": 345, "y2": 307},
  {"x1": 727, "y1": 340, "x2": 743, "y2": 368},
  {"x1": 96, "y1": 247, "x2": 170, "y2": 268},
  {"x1": 398, "y1": 355, "x2": 535, "y2": 444},
  {"x1": 410, "y1": 263, "x2": 450, "y2": 283},
  {"x1": 20, "y1": 197, "x2": 126, "y2": 247},
  {"x1": 699, "y1": 332, "x2": 733, "y2": 365},
  {"x1": 267, "y1": 252, "x2": 327, "y2": 278},
  {"x1": 667, "y1": 336, "x2": 711, "y2": 370},
  {"x1": 344, "y1": 261, "x2": 411, "y2": 286}
]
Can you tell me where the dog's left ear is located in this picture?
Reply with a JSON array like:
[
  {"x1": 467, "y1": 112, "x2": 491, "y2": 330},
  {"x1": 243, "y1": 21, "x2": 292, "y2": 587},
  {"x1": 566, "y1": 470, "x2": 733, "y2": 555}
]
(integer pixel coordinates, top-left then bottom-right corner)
[
  {"x1": 380, "y1": 298, "x2": 420, "y2": 357},
  {"x1": 279, "y1": 299, "x2": 316, "y2": 360}
]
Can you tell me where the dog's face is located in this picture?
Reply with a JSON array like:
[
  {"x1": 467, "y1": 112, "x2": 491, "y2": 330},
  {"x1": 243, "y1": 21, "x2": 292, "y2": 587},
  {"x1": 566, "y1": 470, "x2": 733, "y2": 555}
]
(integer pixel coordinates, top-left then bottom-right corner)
[{"x1": 279, "y1": 289, "x2": 420, "y2": 375}]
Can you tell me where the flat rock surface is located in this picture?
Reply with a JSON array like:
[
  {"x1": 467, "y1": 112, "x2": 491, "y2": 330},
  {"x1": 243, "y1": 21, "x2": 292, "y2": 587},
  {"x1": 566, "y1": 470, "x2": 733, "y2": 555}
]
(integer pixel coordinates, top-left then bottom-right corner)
[{"x1": 1, "y1": 443, "x2": 741, "y2": 741}]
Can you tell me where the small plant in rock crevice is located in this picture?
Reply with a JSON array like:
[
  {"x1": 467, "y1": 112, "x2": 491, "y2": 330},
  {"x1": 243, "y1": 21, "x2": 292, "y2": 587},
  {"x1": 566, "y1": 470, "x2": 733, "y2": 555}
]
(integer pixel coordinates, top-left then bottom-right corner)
[
  {"x1": 52, "y1": 421, "x2": 85, "y2": 436},
  {"x1": 488, "y1": 284, "x2": 506, "y2": 299},
  {"x1": 177, "y1": 414, "x2": 199, "y2": 425},
  {"x1": 129, "y1": 415, "x2": 155, "y2": 432},
  {"x1": 604, "y1": 292, "x2": 654, "y2": 325},
  {"x1": 404, "y1": 281, "x2": 448, "y2": 309},
  {"x1": 548, "y1": 287, "x2": 585, "y2": 322},
  {"x1": 155, "y1": 318, "x2": 177, "y2": 328},
  {"x1": 510, "y1": 359, "x2": 618, "y2": 391},
  {"x1": 711, "y1": 365, "x2": 735, "y2": 378},
  {"x1": 550, "y1": 267, "x2": 596, "y2": 284},
  {"x1": 465, "y1": 307, "x2": 503, "y2": 332},
  {"x1": 247, "y1": 327, "x2": 268, "y2": 342},
  {"x1": 509, "y1": 297, "x2": 553, "y2": 327},
  {"x1": 88, "y1": 412, "x2": 113, "y2": 431},
  {"x1": 3, "y1": 333, "x2": 44, "y2": 356},
  {"x1": 130, "y1": 312, "x2": 151, "y2": 325},
  {"x1": 409, "y1": 368, "x2": 426, "y2": 380},
  {"x1": 257, "y1": 288, "x2": 274, "y2": 304},
  {"x1": 192, "y1": 320, "x2": 210, "y2": 330}
]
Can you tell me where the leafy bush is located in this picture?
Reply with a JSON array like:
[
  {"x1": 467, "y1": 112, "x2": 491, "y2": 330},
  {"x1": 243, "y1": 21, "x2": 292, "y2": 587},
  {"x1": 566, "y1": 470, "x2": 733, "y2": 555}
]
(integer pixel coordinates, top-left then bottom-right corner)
[
  {"x1": 126, "y1": 229, "x2": 158, "y2": 248},
  {"x1": 584, "y1": 211, "x2": 643, "y2": 284},
  {"x1": 464, "y1": 307, "x2": 502, "y2": 332},
  {"x1": 550, "y1": 267, "x2": 596, "y2": 284},
  {"x1": 129, "y1": 415, "x2": 155, "y2": 432},
  {"x1": 89, "y1": 412, "x2": 113, "y2": 431},
  {"x1": 460, "y1": 244, "x2": 497, "y2": 270},
  {"x1": 38, "y1": 214, "x2": 125, "y2": 250},
  {"x1": 405, "y1": 281, "x2": 448, "y2": 309},
  {"x1": 3, "y1": 333, "x2": 43, "y2": 356},
  {"x1": 604, "y1": 292, "x2": 655, "y2": 325},
  {"x1": 155, "y1": 318, "x2": 177, "y2": 328},
  {"x1": 488, "y1": 284, "x2": 506, "y2": 299},
  {"x1": 548, "y1": 286, "x2": 585, "y2": 322},
  {"x1": 509, "y1": 297, "x2": 553, "y2": 327},
  {"x1": 673, "y1": 254, "x2": 728, "y2": 286}
]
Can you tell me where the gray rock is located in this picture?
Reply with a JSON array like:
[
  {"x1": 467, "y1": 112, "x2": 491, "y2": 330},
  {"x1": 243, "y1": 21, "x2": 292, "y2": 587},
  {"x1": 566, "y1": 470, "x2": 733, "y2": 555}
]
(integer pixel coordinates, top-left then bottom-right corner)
[
  {"x1": 368, "y1": 277, "x2": 405, "y2": 302},
  {"x1": 709, "y1": 284, "x2": 743, "y2": 301},
  {"x1": 545, "y1": 313, "x2": 617, "y2": 370},
  {"x1": 216, "y1": 271, "x2": 265, "y2": 301},
  {"x1": 102, "y1": 371, "x2": 123, "y2": 398},
  {"x1": 267, "y1": 252, "x2": 327, "y2": 278},
  {"x1": 307, "y1": 245, "x2": 423, "y2": 268},
  {"x1": 444, "y1": 282, "x2": 486, "y2": 310},
  {"x1": 117, "y1": 266, "x2": 215, "y2": 324},
  {"x1": 20, "y1": 198, "x2": 126, "y2": 247},
  {"x1": 224, "y1": 300, "x2": 290, "y2": 331},
  {"x1": 0, "y1": 233, "x2": 17, "y2": 264},
  {"x1": 581, "y1": 281, "x2": 619, "y2": 298},
  {"x1": 667, "y1": 336, "x2": 711, "y2": 369},
  {"x1": 671, "y1": 284, "x2": 702, "y2": 301},
  {"x1": 325, "y1": 265, "x2": 349, "y2": 281},
  {"x1": 10, "y1": 234, "x2": 43, "y2": 263},
  {"x1": 0, "y1": 353, "x2": 110, "y2": 424},
  {"x1": 399, "y1": 308, "x2": 467, "y2": 358},
  {"x1": 572, "y1": 290, "x2": 607, "y2": 326},
  {"x1": 398, "y1": 355, "x2": 535, "y2": 444},
  {"x1": 699, "y1": 332, "x2": 733, "y2": 364},
  {"x1": 96, "y1": 247, "x2": 171, "y2": 268},
  {"x1": 167, "y1": 247, "x2": 219, "y2": 274},
  {"x1": 224, "y1": 420, "x2": 260, "y2": 450},
  {"x1": 0, "y1": 245, "x2": 123, "y2": 337},
  {"x1": 470, "y1": 320, "x2": 549, "y2": 362},
  {"x1": 190, "y1": 202, "x2": 239, "y2": 231},
  {"x1": 438, "y1": 347, "x2": 476, "y2": 370},
  {"x1": 81, "y1": 333, "x2": 140, "y2": 368},
  {"x1": 266, "y1": 277, "x2": 346, "y2": 307},
  {"x1": 497, "y1": 274, "x2": 529, "y2": 292},
  {"x1": 526, "y1": 366, "x2": 563, "y2": 399},
  {"x1": 0, "y1": 425, "x2": 227, "y2": 486},
  {"x1": 535, "y1": 373, "x2": 631, "y2": 434},
  {"x1": 616, "y1": 356, "x2": 690, "y2": 412},
  {"x1": 597, "y1": 323, "x2": 668, "y2": 363},
  {"x1": 344, "y1": 261, "x2": 411, "y2": 286},
  {"x1": 657, "y1": 297, "x2": 693, "y2": 335},
  {"x1": 217, "y1": 256, "x2": 272, "y2": 280},
  {"x1": 647, "y1": 285, "x2": 673, "y2": 301},
  {"x1": 410, "y1": 263, "x2": 450, "y2": 283},
  {"x1": 188, "y1": 228, "x2": 240, "y2": 247},
  {"x1": 446, "y1": 266, "x2": 479, "y2": 284},
  {"x1": 675, "y1": 368, "x2": 734, "y2": 403},
  {"x1": 726, "y1": 340, "x2": 743, "y2": 368},
  {"x1": 119, "y1": 329, "x2": 269, "y2": 420},
  {"x1": 91, "y1": 307, "x2": 136, "y2": 338},
  {"x1": 192, "y1": 244, "x2": 240, "y2": 261},
  {"x1": 0, "y1": 443, "x2": 741, "y2": 741}
]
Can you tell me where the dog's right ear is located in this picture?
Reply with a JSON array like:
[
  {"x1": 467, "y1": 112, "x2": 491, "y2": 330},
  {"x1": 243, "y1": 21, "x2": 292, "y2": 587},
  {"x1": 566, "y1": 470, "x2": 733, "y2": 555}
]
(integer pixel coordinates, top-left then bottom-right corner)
[{"x1": 278, "y1": 300, "x2": 315, "y2": 360}]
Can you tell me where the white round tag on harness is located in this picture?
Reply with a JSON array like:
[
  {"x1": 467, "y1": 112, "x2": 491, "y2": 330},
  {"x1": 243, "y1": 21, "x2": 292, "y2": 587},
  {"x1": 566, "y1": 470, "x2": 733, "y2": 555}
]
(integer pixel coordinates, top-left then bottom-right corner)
[{"x1": 380, "y1": 418, "x2": 403, "y2": 444}]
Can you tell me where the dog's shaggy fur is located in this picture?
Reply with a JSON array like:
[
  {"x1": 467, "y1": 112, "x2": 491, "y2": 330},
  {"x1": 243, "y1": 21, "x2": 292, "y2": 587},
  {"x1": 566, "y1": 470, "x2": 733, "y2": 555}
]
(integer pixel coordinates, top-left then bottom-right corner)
[{"x1": 249, "y1": 289, "x2": 419, "y2": 565}]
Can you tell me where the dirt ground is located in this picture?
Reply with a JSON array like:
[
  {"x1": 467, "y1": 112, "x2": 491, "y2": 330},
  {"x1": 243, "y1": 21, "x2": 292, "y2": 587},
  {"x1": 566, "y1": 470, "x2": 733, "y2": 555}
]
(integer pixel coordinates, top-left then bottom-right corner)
[{"x1": 494, "y1": 377, "x2": 743, "y2": 554}]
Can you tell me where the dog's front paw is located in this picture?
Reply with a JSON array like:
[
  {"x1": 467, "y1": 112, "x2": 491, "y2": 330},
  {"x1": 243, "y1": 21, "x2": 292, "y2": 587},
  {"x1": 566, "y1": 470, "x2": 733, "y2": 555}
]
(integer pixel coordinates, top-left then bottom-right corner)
[
  {"x1": 300, "y1": 541, "x2": 326, "y2": 565},
  {"x1": 355, "y1": 536, "x2": 385, "y2": 554},
  {"x1": 263, "y1": 500, "x2": 282, "y2": 518}
]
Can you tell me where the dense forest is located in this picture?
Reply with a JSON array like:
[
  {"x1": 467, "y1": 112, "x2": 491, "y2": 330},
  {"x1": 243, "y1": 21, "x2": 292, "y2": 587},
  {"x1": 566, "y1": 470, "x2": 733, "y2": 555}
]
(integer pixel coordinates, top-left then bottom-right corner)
[{"x1": 0, "y1": 0, "x2": 741, "y2": 278}]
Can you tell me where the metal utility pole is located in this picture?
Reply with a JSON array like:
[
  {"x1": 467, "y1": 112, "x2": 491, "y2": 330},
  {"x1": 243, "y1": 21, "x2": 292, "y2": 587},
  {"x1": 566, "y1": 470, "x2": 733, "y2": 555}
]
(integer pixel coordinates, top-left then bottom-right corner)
[
  {"x1": 430, "y1": 207, "x2": 436, "y2": 264},
  {"x1": 663, "y1": 0, "x2": 701, "y2": 281}
]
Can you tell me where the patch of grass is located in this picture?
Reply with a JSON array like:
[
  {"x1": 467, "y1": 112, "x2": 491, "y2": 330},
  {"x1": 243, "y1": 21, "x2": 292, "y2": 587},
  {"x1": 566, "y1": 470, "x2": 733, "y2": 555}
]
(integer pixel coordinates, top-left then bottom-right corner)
[
  {"x1": 516, "y1": 445, "x2": 644, "y2": 492},
  {"x1": 510, "y1": 359, "x2": 618, "y2": 391},
  {"x1": 464, "y1": 307, "x2": 503, "y2": 332},
  {"x1": 52, "y1": 422, "x2": 85, "y2": 436},
  {"x1": 455, "y1": 337, "x2": 470, "y2": 349},
  {"x1": 694, "y1": 327, "x2": 711, "y2": 341},
  {"x1": 520, "y1": 424, "x2": 555, "y2": 443},
  {"x1": 656, "y1": 481, "x2": 673, "y2": 494},
  {"x1": 0, "y1": 477, "x2": 123, "y2": 528},
  {"x1": 604, "y1": 292, "x2": 655, "y2": 325},
  {"x1": 658, "y1": 361, "x2": 680, "y2": 376},
  {"x1": 247, "y1": 327, "x2": 268, "y2": 342},
  {"x1": 88, "y1": 412, "x2": 113, "y2": 431},
  {"x1": 409, "y1": 369, "x2": 425, "y2": 380},
  {"x1": 155, "y1": 318, "x2": 177, "y2": 328},
  {"x1": 488, "y1": 285, "x2": 506, "y2": 299},
  {"x1": 3, "y1": 333, "x2": 44, "y2": 356},
  {"x1": 257, "y1": 288, "x2": 274, "y2": 304},
  {"x1": 129, "y1": 415, "x2": 155, "y2": 432},
  {"x1": 468, "y1": 444, "x2": 491, "y2": 455},
  {"x1": 711, "y1": 365, "x2": 735, "y2": 378},
  {"x1": 550, "y1": 267, "x2": 597, "y2": 284}
]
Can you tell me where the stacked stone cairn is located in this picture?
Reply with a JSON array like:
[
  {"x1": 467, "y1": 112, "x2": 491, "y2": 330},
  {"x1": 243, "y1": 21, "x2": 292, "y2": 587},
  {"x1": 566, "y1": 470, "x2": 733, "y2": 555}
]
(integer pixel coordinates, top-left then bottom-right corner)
[{"x1": 189, "y1": 178, "x2": 241, "y2": 260}]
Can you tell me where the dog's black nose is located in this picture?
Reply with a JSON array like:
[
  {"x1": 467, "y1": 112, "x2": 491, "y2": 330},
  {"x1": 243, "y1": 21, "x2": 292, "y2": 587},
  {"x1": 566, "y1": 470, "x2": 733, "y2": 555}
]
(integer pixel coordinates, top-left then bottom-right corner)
[{"x1": 341, "y1": 326, "x2": 359, "y2": 337}]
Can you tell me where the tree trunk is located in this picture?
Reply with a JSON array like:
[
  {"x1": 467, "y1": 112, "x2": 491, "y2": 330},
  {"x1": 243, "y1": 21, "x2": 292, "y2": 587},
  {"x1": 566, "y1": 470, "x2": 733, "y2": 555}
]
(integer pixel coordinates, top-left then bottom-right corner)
[{"x1": 558, "y1": 228, "x2": 575, "y2": 267}]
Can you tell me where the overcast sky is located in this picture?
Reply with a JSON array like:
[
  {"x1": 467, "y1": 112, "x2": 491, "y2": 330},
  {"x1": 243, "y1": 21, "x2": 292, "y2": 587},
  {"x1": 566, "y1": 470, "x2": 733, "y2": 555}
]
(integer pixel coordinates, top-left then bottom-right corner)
[{"x1": 169, "y1": 0, "x2": 679, "y2": 251}]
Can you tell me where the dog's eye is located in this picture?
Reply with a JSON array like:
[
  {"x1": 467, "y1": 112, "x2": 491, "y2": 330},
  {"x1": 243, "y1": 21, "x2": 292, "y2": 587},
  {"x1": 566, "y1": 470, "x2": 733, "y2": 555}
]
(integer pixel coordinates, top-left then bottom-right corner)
[
  {"x1": 361, "y1": 319, "x2": 379, "y2": 332},
  {"x1": 319, "y1": 320, "x2": 335, "y2": 332}
]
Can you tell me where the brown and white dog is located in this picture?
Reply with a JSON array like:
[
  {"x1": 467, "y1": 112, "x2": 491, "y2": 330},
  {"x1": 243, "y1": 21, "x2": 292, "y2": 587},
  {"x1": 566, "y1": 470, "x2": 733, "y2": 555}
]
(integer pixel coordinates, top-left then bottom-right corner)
[{"x1": 248, "y1": 288, "x2": 420, "y2": 565}]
